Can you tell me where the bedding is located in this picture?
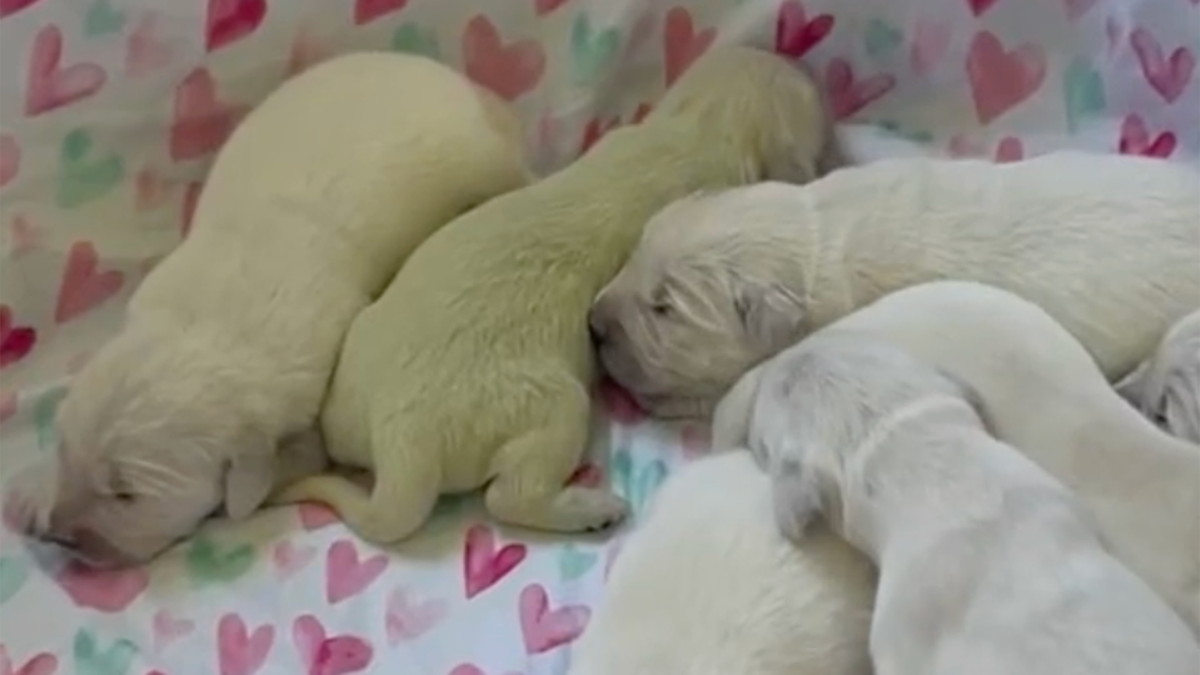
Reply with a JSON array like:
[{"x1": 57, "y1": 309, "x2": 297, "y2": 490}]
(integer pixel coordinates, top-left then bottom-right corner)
[{"x1": 0, "y1": 0, "x2": 1196, "y2": 673}]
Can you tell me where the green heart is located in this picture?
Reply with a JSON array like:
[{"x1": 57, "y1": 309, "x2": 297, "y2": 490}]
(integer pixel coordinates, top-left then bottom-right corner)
[
  {"x1": 558, "y1": 544, "x2": 599, "y2": 581},
  {"x1": 73, "y1": 629, "x2": 138, "y2": 675},
  {"x1": 84, "y1": 0, "x2": 126, "y2": 37},
  {"x1": 570, "y1": 13, "x2": 620, "y2": 86},
  {"x1": 57, "y1": 129, "x2": 125, "y2": 210},
  {"x1": 34, "y1": 386, "x2": 68, "y2": 453},
  {"x1": 185, "y1": 535, "x2": 257, "y2": 586},
  {"x1": 875, "y1": 120, "x2": 934, "y2": 144},
  {"x1": 864, "y1": 18, "x2": 903, "y2": 60},
  {"x1": 391, "y1": 23, "x2": 440, "y2": 60},
  {"x1": 1062, "y1": 57, "x2": 1106, "y2": 134},
  {"x1": 0, "y1": 556, "x2": 30, "y2": 605}
]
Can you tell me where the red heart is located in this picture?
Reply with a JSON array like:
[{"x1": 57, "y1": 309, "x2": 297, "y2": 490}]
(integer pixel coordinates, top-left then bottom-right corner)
[
  {"x1": 461, "y1": 15, "x2": 545, "y2": 101},
  {"x1": 965, "y1": 30, "x2": 1046, "y2": 124},
  {"x1": 825, "y1": 58, "x2": 895, "y2": 120},
  {"x1": 217, "y1": 614, "x2": 275, "y2": 675},
  {"x1": 462, "y1": 523, "x2": 527, "y2": 599},
  {"x1": 24, "y1": 26, "x2": 106, "y2": 116},
  {"x1": 181, "y1": 181, "x2": 204, "y2": 237},
  {"x1": 662, "y1": 7, "x2": 716, "y2": 87},
  {"x1": 54, "y1": 240, "x2": 125, "y2": 324},
  {"x1": 205, "y1": 0, "x2": 266, "y2": 52},
  {"x1": 354, "y1": 0, "x2": 407, "y2": 25},
  {"x1": 0, "y1": 305, "x2": 37, "y2": 369},
  {"x1": 126, "y1": 14, "x2": 174, "y2": 77},
  {"x1": 170, "y1": 68, "x2": 243, "y2": 162},
  {"x1": 0, "y1": 0, "x2": 42, "y2": 19},
  {"x1": 1118, "y1": 114, "x2": 1176, "y2": 159},
  {"x1": 535, "y1": 0, "x2": 570, "y2": 16},
  {"x1": 994, "y1": 136, "x2": 1024, "y2": 163},
  {"x1": 1130, "y1": 28, "x2": 1195, "y2": 104},
  {"x1": 965, "y1": 0, "x2": 1000, "y2": 17},
  {"x1": 774, "y1": 0, "x2": 834, "y2": 60},
  {"x1": 0, "y1": 134, "x2": 18, "y2": 189},
  {"x1": 579, "y1": 115, "x2": 620, "y2": 155}
]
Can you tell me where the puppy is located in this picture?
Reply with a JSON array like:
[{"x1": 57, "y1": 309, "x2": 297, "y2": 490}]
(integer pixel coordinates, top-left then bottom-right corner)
[
  {"x1": 1117, "y1": 308, "x2": 1200, "y2": 443},
  {"x1": 1, "y1": 52, "x2": 531, "y2": 567},
  {"x1": 271, "y1": 47, "x2": 840, "y2": 544},
  {"x1": 716, "y1": 280, "x2": 1200, "y2": 635},
  {"x1": 743, "y1": 332, "x2": 1200, "y2": 675},
  {"x1": 591, "y1": 153, "x2": 1200, "y2": 417},
  {"x1": 566, "y1": 451, "x2": 875, "y2": 675}
]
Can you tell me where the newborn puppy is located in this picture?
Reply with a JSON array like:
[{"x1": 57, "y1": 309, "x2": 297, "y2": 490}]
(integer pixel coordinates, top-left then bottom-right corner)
[
  {"x1": 591, "y1": 153, "x2": 1200, "y2": 417},
  {"x1": 1117, "y1": 308, "x2": 1200, "y2": 443},
  {"x1": 744, "y1": 333, "x2": 1200, "y2": 675},
  {"x1": 1, "y1": 52, "x2": 531, "y2": 567},
  {"x1": 566, "y1": 451, "x2": 875, "y2": 675},
  {"x1": 716, "y1": 280, "x2": 1200, "y2": 635},
  {"x1": 272, "y1": 47, "x2": 839, "y2": 544}
]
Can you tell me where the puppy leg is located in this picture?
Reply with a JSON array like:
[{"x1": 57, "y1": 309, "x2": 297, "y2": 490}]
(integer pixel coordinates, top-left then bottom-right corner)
[{"x1": 486, "y1": 379, "x2": 629, "y2": 533}]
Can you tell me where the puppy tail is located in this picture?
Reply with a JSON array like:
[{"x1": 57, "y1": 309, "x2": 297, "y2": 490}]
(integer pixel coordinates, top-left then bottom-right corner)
[{"x1": 272, "y1": 465, "x2": 438, "y2": 544}]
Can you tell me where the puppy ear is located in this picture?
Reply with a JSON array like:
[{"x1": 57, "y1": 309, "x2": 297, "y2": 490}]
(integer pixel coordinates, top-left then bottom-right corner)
[
  {"x1": 770, "y1": 457, "x2": 824, "y2": 542},
  {"x1": 735, "y1": 279, "x2": 806, "y2": 355},
  {"x1": 224, "y1": 451, "x2": 276, "y2": 520}
]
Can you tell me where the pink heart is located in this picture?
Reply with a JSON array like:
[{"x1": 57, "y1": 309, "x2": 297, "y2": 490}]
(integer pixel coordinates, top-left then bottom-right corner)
[
  {"x1": 353, "y1": 0, "x2": 407, "y2": 25},
  {"x1": 461, "y1": 15, "x2": 545, "y2": 101},
  {"x1": 463, "y1": 523, "x2": 527, "y2": 599},
  {"x1": 994, "y1": 136, "x2": 1024, "y2": 163},
  {"x1": 170, "y1": 68, "x2": 244, "y2": 162},
  {"x1": 324, "y1": 539, "x2": 388, "y2": 605},
  {"x1": 55, "y1": 560, "x2": 148, "y2": 613},
  {"x1": 385, "y1": 587, "x2": 449, "y2": 644},
  {"x1": 292, "y1": 615, "x2": 373, "y2": 675},
  {"x1": 272, "y1": 540, "x2": 317, "y2": 579},
  {"x1": 825, "y1": 58, "x2": 896, "y2": 120},
  {"x1": 54, "y1": 240, "x2": 125, "y2": 324},
  {"x1": 217, "y1": 614, "x2": 275, "y2": 675},
  {"x1": 964, "y1": 0, "x2": 999, "y2": 17},
  {"x1": 0, "y1": 134, "x2": 19, "y2": 189},
  {"x1": 205, "y1": 0, "x2": 266, "y2": 52},
  {"x1": 774, "y1": 0, "x2": 835, "y2": 60},
  {"x1": 1130, "y1": 28, "x2": 1195, "y2": 104},
  {"x1": 126, "y1": 14, "x2": 173, "y2": 77},
  {"x1": 518, "y1": 584, "x2": 590, "y2": 655},
  {"x1": 24, "y1": 25, "x2": 106, "y2": 116},
  {"x1": 909, "y1": 18, "x2": 951, "y2": 76},
  {"x1": 297, "y1": 503, "x2": 340, "y2": 530},
  {"x1": 965, "y1": 31, "x2": 1046, "y2": 124},
  {"x1": 1063, "y1": 0, "x2": 1099, "y2": 21},
  {"x1": 0, "y1": 0, "x2": 44, "y2": 20},
  {"x1": 662, "y1": 7, "x2": 716, "y2": 87},
  {"x1": 534, "y1": 0, "x2": 569, "y2": 16},
  {"x1": 0, "y1": 304, "x2": 37, "y2": 369},
  {"x1": 153, "y1": 610, "x2": 196, "y2": 652},
  {"x1": 0, "y1": 647, "x2": 57, "y2": 675},
  {"x1": 1118, "y1": 114, "x2": 1176, "y2": 159}
]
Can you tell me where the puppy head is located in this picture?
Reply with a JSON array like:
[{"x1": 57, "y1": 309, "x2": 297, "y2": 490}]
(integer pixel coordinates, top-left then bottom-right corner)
[
  {"x1": 590, "y1": 195, "x2": 808, "y2": 419},
  {"x1": 757, "y1": 332, "x2": 982, "y2": 539},
  {"x1": 3, "y1": 330, "x2": 278, "y2": 567},
  {"x1": 1116, "y1": 310, "x2": 1200, "y2": 443}
]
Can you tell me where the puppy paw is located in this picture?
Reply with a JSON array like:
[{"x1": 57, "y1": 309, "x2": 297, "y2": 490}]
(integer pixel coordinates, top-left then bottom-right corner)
[{"x1": 559, "y1": 487, "x2": 630, "y2": 533}]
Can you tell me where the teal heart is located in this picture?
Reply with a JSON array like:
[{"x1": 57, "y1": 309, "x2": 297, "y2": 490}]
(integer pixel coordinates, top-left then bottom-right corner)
[
  {"x1": 185, "y1": 535, "x2": 257, "y2": 586},
  {"x1": 73, "y1": 629, "x2": 138, "y2": 675},
  {"x1": 391, "y1": 23, "x2": 440, "y2": 60},
  {"x1": 57, "y1": 129, "x2": 125, "y2": 209},
  {"x1": 612, "y1": 450, "x2": 668, "y2": 513},
  {"x1": 864, "y1": 18, "x2": 903, "y2": 60},
  {"x1": 570, "y1": 13, "x2": 620, "y2": 86},
  {"x1": 84, "y1": 0, "x2": 126, "y2": 37},
  {"x1": 1062, "y1": 57, "x2": 1106, "y2": 134},
  {"x1": 0, "y1": 556, "x2": 30, "y2": 605},
  {"x1": 33, "y1": 386, "x2": 68, "y2": 452},
  {"x1": 611, "y1": 449, "x2": 632, "y2": 494},
  {"x1": 558, "y1": 544, "x2": 599, "y2": 581},
  {"x1": 875, "y1": 120, "x2": 934, "y2": 144},
  {"x1": 635, "y1": 459, "x2": 668, "y2": 512}
]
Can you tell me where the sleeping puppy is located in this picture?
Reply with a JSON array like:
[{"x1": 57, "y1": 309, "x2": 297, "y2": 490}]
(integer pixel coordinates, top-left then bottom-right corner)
[
  {"x1": 716, "y1": 280, "x2": 1200, "y2": 635},
  {"x1": 1117, "y1": 308, "x2": 1200, "y2": 443},
  {"x1": 590, "y1": 153, "x2": 1200, "y2": 418},
  {"x1": 1, "y1": 52, "x2": 531, "y2": 567},
  {"x1": 271, "y1": 47, "x2": 841, "y2": 544},
  {"x1": 742, "y1": 332, "x2": 1200, "y2": 675},
  {"x1": 566, "y1": 451, "x2": 875, "y2": 675}
]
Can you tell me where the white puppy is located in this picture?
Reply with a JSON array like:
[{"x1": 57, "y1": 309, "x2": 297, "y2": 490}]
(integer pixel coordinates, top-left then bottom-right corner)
[
  {"x1": 716, "y1": 280, "x2": 1200, "y2": 635},
  {"x1": 1117, "y1": 308, "x2": 1200, "y2": 443},
  {"x1": 591, "y1": 153, "x2": 1200, "y2": 417},
  {"x1": 566, "y1": 452, "x2": 875, "y2": 675},
  {"x1": 1, "y1": 52, "x2": 530, "y2": 567},
  {"x1": 741, "y1": 332, "x2": 1200, "y2": 675}
]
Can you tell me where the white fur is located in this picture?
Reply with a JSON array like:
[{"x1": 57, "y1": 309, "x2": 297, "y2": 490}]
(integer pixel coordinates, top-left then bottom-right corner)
[
  {"x1": 1, "y1": 52, "x2": 530, "y2": 566},
  {"x1": 567, "y1": 452, "x2": 875, "y2": 675},
  {"x1": 717, "y1": 280, "x2": 1200, "y2": 635},
  {"x1": 592, "y1": 153, "x2": 1200, "y2": 417},
  {"x1": 1117, "y1": 308, "x2": 1200, "y2": 443},
  {"x1": 742, "y1": 332, "x2": 1200, "y2": 675}
]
